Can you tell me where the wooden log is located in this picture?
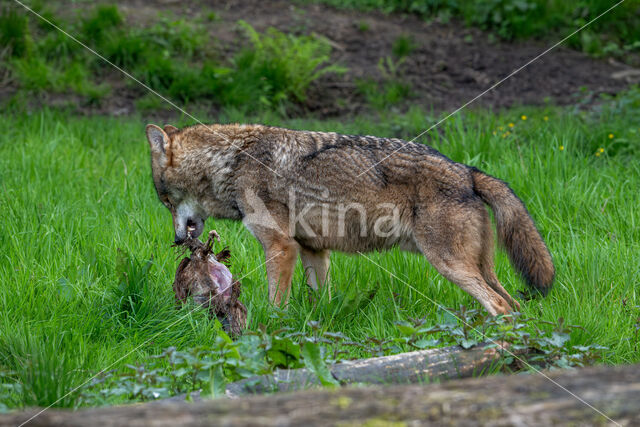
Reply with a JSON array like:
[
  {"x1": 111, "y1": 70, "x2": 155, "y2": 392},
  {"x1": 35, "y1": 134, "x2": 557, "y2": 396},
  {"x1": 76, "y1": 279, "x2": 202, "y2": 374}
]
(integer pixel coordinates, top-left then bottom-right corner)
[
  {"x1": 4, "y1": 363, "x2": 639, "y2": 426},
  {"x1": 225, "y1": 341, "x2": 520, "y2": 397}
]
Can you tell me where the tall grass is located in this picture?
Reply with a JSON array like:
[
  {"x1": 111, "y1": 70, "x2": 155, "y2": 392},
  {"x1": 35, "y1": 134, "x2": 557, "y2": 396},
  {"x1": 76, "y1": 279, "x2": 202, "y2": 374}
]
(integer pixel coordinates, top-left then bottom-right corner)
[{"x1": 1, "y1": 91, "x2": 639, "y2": 408}]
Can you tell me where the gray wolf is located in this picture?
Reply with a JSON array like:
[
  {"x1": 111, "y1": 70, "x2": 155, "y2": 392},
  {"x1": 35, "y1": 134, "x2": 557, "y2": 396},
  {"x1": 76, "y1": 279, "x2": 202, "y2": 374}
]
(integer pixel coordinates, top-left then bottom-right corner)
[{"x1": 146, "y1": 123, "x2": 554, "y2": 315}]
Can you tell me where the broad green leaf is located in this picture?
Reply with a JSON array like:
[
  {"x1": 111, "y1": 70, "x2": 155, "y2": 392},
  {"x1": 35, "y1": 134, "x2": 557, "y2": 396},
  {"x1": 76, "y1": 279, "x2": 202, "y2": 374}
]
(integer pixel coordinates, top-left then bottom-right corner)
[{"x1": 301, "y1": 341, "x2": 339, "y2": 387}]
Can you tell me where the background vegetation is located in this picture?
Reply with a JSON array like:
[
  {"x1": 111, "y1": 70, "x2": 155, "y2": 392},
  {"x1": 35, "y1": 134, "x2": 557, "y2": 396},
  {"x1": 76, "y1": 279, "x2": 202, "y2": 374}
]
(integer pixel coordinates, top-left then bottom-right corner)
[
  {"x1": 310, "y1": 0, "x2": 640, "y2": 57},
  {"x1": 0, "y1": 4, "x2": 346, "y2": 113},
  {"x1": 2, "y1": 1, "x2": 638, "y2": 116}
]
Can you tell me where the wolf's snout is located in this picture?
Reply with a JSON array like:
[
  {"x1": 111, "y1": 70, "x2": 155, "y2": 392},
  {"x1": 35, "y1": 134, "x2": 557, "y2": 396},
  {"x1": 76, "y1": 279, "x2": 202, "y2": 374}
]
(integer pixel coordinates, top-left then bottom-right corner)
[{"x1": 174, "y1": 215, "x2": 204, "y2": 244}]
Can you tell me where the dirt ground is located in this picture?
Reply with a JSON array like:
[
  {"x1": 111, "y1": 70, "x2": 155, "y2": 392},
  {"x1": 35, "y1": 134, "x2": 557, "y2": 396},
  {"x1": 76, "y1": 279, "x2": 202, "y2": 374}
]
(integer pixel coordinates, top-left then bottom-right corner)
[{"x1": 12, "y1": 0, "x2": 640, "y2": 117}]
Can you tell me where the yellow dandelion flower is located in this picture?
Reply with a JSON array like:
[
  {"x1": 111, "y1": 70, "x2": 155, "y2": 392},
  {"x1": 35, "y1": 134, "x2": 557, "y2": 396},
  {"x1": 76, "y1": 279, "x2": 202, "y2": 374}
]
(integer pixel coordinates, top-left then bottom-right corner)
[
  {"x1": 559, "y1": 145, "x2": 564, "y2": 151},
  {"x1": 595, "y1": 151, "x2": 601, "y2": 157},
  {"x1": 543, "y1": 116, "x2": 549, "y2": 121},
  {"x1": 599, "y1": 147, "x2": 604, "y2": 153},
  {"x1": 508, "y1": 123, "x2": 514, "y2": 128},
  {"x1": 498, "y1": 126, "x2": 504, "y2": 131},
  {"x1": 608, "y1": 133, "x2": 614, "y2": 139},
  {"x1": 492, "y1": 131, "x2": 497, "y2": 136},
  {"x1": 521, "y1": 115, "x2": 527, "y2": 120}
]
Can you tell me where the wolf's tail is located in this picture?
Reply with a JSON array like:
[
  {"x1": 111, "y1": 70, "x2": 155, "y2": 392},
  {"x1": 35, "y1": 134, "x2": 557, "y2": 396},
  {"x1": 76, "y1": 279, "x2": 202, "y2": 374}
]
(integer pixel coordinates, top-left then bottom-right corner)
[{"x1": 471, "y1": 167, "x2": 555, "y2": 295}]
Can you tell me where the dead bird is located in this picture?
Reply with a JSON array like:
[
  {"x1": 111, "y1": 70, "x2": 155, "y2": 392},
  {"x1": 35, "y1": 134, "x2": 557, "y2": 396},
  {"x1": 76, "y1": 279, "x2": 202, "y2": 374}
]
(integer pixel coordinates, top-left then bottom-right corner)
[{"x1": 173, "y1": 230, "x2": 247, "y2": 337}]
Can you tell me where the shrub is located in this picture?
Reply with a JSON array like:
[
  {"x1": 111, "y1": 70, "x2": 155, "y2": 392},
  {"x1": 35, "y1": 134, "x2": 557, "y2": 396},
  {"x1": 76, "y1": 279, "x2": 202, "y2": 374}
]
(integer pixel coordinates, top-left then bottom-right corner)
[
  {"x1": 166, "y1": 61, "x2": 224, "y2": 102},
  {"x1": 10, "y1": 57, "x2": 109, "y2": 104},
  {"x1": 80, "y1": 4, "x2": 123, "y2": 44},
  {"x1": 6, "y1": 5, "x2": 346, "y2": 114},
  {"x1": 102, "y1": 30, "x2": 148, "y2": 69},
  {"x1": 357, "y1": 78, "x2": 411, "y2": 110},
  {"x1": 357, "y1": 56, "x2": 411, "y2": 110},
  {"x1": 147, "y1": 17, "x2": 207, "y2": 60},
  {"x1": 391, "y1": 34, "x2": 415, "y2": 59},
  {"x1": 313, "y1": 0, "x2": 640, "y2": 58},
  {"x1": 37, "y1": 31, "x2": 83, "y2": 61},
  {"x1": 235, "y1": 21, "x2": 347, "y2": 105},
  {"x1": 10, "y1": 56, "x2": 58, "y2": 91},
  {"x1": 60, "y1": 62, "x2": 111, "y2": 104},
  {"x1": 0, "y1": 7, "x2": 32, "y2": 58},
  {"x1": 464, "y1": 0, "x2": 542, "y2": 40}
]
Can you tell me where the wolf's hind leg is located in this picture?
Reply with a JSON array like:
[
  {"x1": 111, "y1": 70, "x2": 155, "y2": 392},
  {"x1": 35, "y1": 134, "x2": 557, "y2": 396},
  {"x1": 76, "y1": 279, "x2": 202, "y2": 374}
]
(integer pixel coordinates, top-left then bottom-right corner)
[
  {"x1": 481, "y1": 269, "x2": 520, "y2": 312},
  {"x1": 300, "y1": 247, "x2": 331, "y2": 296},
  {"x1": 424, "y1": 254, "x2": 513, "y2": 316},
  {"x1": 414, "y1": 206, "x2": 513, "y2": 316},
  {"x1": 478, "y1": 213, "x2": 521, "y2": 311}
]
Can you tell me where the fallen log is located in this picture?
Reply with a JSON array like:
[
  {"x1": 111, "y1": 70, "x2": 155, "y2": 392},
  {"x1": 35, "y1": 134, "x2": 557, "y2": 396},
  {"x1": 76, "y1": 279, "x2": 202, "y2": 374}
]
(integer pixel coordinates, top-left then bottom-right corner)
[
  {"x1": 153, "y1": 341, "x2": 523, "y2": 403},
  {"x1": 4, "y1": 363, "x2": 639, "y2": 426},
  {"x1": 225, "y1": 340, "x2": 521, "y2": 397}
]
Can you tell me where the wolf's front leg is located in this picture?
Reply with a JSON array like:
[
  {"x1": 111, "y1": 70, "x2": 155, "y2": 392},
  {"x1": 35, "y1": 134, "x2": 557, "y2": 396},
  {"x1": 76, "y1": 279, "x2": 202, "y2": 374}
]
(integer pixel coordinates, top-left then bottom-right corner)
[
  {"x1": 238, "y1": 191, "x2": 299, "y2": 306},
  {"x1": 263, "y1": 238, "x2": 299, "y2": 306}
]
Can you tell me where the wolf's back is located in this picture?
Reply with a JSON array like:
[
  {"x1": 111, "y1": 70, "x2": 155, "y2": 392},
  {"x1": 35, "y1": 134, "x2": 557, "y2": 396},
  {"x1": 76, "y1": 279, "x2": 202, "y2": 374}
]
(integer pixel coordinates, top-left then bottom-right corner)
[{"x1": 471, "y1": 168, "x2": 555, "y2": 295}]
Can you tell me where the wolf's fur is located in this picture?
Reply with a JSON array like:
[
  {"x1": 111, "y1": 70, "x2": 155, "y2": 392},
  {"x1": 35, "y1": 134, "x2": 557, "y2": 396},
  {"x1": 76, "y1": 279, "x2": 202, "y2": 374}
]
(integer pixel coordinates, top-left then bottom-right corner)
[{"x1": 146, "y1": 123, "x2": 555, "y2": 315}]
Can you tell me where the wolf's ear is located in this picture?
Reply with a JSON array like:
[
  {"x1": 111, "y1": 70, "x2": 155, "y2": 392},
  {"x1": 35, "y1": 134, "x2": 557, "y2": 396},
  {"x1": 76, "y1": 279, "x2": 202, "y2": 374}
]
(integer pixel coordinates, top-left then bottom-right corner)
[
  {"x1": 163, "y1": 124, "x2": 179, "y2": 134},
  {"x1": 146, "y1": 124, "x2": 170, "y2": 155}
]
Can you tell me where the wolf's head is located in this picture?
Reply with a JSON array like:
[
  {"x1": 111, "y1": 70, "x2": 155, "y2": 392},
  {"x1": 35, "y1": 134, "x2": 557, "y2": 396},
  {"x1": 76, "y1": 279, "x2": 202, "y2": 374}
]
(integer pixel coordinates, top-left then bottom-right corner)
[{"x1": 146, "y1": 124, "x2": 207, "y2": 244}]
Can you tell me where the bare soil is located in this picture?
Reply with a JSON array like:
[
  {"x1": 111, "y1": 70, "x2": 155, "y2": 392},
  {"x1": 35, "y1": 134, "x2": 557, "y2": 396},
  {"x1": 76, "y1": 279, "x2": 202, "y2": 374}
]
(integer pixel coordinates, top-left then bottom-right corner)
[{"x1": 8, "y1": 0, "x2": 640, "y2": 117}]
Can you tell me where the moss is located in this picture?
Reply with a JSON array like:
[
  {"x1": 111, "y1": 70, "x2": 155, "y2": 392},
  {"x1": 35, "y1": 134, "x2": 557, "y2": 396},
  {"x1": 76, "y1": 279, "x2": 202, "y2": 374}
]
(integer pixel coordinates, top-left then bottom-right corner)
[{"x1": 331, "y1": 395, "x2": 353, "y2": 409}]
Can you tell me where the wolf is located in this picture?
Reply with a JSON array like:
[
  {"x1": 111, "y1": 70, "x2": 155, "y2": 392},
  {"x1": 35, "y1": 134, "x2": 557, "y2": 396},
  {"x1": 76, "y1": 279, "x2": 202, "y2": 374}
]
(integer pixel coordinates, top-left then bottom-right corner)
[{"x1": 146, "y1": 123, "x2": 554, "y2": 315}]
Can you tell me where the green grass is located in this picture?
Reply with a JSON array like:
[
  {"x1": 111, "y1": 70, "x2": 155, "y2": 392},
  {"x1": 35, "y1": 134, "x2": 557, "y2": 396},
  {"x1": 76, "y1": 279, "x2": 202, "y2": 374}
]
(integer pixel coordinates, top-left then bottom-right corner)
[{"x1": 1, "y1": 91, "x2": 639, "y2": 409}]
